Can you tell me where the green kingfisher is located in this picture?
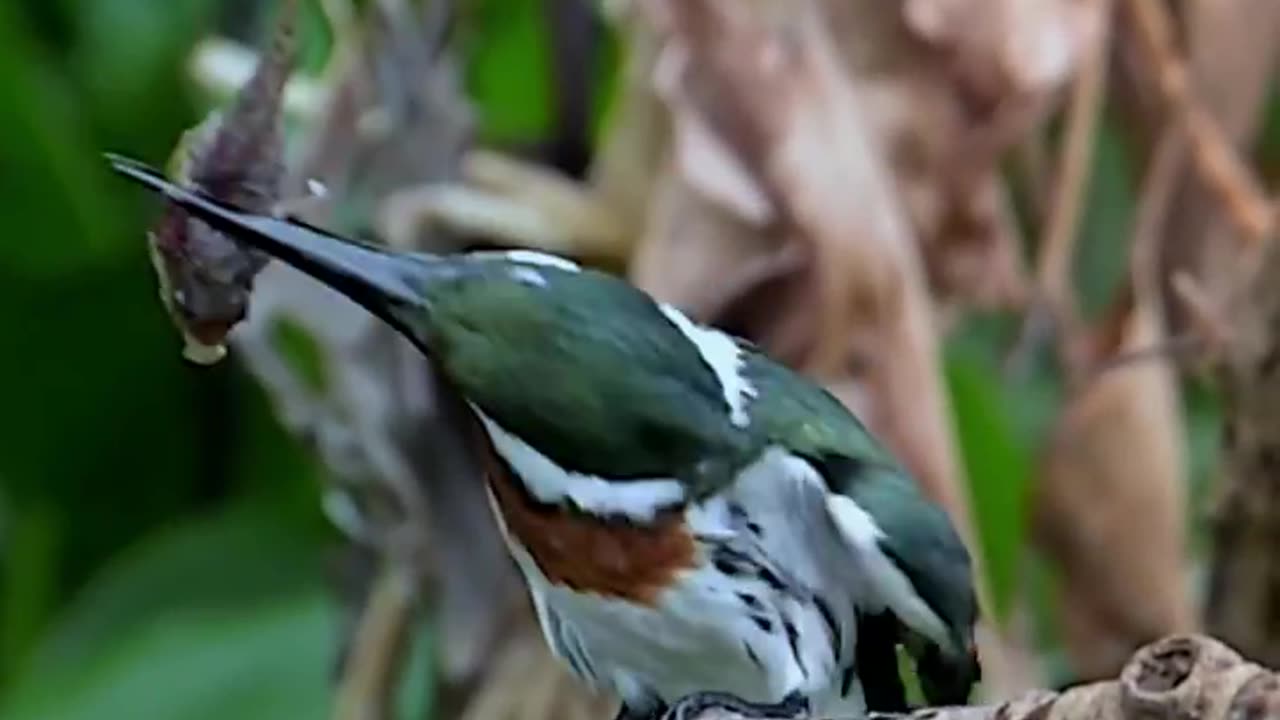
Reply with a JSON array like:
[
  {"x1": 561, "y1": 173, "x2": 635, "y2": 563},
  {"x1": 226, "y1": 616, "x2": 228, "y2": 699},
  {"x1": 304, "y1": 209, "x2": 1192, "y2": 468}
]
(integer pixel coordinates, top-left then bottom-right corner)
[{"x1": 108, "y1": 154, "x2": 980, "y2": 719}]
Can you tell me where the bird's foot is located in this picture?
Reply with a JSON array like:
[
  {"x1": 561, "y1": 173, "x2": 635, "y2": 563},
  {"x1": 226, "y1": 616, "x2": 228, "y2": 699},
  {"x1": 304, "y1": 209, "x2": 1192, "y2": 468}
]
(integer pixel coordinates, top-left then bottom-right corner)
[{"x1": 659, "y1": 691, "x2": 808, "y2": 720}]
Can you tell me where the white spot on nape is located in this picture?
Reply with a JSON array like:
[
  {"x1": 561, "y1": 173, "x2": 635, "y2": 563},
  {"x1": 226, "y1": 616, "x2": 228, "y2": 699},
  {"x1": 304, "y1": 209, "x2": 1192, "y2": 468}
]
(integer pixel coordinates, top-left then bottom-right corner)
[
  {"x1": 508, "y1": 266, "x2": 548, "y2": 287},
  {"x1": 826, "y1": 494, "x2": 950, "y2": 648},
  {"x1": 657, "y1": 303, "x2": 757, "y2": 427},
  {"x1": 504, "y1": 249, "x2": 581, "y2": 272},
  {"x1": 473, "y1": 408, "x2": 687, "y2": 521}
]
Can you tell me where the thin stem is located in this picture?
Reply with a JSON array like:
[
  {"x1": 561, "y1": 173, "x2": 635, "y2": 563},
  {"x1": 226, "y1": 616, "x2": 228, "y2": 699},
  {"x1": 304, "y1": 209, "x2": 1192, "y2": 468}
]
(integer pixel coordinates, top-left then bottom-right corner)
[
  {"x1": 332, "y1": 565, "x2": 418, "y2": 720},
  {"x1": 1036, "y1": 0, "x2": 1114, "y2": 336},
  {"x1": 1124, "y1": 0, "x2": 1275, "y2": 244}
]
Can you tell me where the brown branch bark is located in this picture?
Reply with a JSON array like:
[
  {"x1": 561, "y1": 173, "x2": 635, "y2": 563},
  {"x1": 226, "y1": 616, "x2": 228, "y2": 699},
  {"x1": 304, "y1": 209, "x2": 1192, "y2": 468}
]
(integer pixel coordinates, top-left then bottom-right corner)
[
  {"x1": 1206, "y1": 207, "x2": 1280, "y2": 666},
  {"x1": 1033, "y1": 287, "x2": 1194, "y2": 681},
  {"x1": 681, "y1": 635, "x2": 1279, "y2": 720}
]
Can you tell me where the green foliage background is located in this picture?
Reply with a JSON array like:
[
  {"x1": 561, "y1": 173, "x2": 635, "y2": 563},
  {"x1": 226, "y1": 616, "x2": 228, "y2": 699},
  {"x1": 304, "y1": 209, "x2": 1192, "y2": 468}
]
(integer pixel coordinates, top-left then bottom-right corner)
[{"x1": 0, "y1": 0, "x2": 1272, "y2": 717}]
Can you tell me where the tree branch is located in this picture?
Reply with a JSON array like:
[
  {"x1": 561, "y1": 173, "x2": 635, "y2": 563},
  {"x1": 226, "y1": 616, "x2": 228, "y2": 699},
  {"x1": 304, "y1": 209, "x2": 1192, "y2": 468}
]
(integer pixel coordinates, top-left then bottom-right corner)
[
  {"x1": 681, "y1": 635, "x2": 1278, "y2": 720},
  {"x1": 1206, "y1": 191, "x2": 1280, "y2": 666}
]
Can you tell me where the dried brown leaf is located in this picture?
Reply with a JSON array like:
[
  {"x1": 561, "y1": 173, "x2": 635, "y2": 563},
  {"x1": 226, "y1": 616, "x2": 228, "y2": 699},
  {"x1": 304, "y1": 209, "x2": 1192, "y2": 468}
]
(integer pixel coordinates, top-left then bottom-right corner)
[
  {"x1": 627, "y1": 154, "x2": 780, "y2": 317},
  {"x1": 641, "y1": 0, "x2": 966, "y2": 522},
  {"x1": 1035, "y1": 286, "x2": 1194, "y2": 680},
  {"x1": 818, "y1": 0, "x2": 1107, "y2": 315},
  {"x1": 377, "y1": 151, "x2": 630, "y2": 270},
  {"x1": 902, "y1": 0, "x2": 1102, "y2": 104},
  {"x1": 588, "y1": 8, "x2": 672, "y2": 238}
]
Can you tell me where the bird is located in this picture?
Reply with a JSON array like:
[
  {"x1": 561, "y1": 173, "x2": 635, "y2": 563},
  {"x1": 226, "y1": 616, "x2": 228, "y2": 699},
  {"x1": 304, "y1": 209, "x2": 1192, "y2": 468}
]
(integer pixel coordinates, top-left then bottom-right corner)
[{"x1": 107, "y1": 153, "x2": 980, "y2": 720}]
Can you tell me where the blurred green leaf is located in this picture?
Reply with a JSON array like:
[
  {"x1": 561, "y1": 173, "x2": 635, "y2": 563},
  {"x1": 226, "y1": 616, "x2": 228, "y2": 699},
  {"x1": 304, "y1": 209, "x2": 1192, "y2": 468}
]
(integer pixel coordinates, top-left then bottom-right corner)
[
  {"x1": 894, "y1": 646, "x2": 925, "y2": 706},
  {"x1": 464, "y1": 0, "x2": 553, "y2": 142},
  {"x1": 588, "y1": 20, "x2": 620, "y2": 147},
  {"x1": 945, "y1": 313, "x2": 1064, "y2": 449},
  {"x1": 397, "y1": 619, "x2": 438, "y2": 720},
  {"x1": 944, "y1": 348, "x2": 1033, "y2": 623},
  {"x1": 269, "y1": 317, "x2": 333, "y2": 397},
  {"x1": 0, "y1": 271, "x2": 194, "y2": 496},
  {"x1": 1073, "y1": 113, "x2": 1136, "y2": 319},
  {"x1": 226, "y1": 364, "x2": 329, "y2": 518},
  {"x1": 299, "y1": 0, "x2": 336, "y2": 76},
  {"x1": 71, "y1": 0, "x2": 218, "y2": 154},
  {"x1": 12, "y1": 502, "x2": 323, "y2": 687},
  {"x1": 0, "y1": 502, "x2": 59, "y2": 679},
  {"x1": 1023, "y1": 548, "x2": 1063, "y2": 654},
  {"x1": 0, "y1": 267, "x2": 210, "y2": 667},
  {"x1": 2, "y1": 591, "x2": 337, "y2": 720},
  {"x1": 0, "y1": 2, "x2": 126, "y2": 277},
  {"x1": 2, "y1": 502, "x2": 328, "y2": 716},
  {"x1": 1182, "y1": 380, "x2": 1222, "y2": 556}
]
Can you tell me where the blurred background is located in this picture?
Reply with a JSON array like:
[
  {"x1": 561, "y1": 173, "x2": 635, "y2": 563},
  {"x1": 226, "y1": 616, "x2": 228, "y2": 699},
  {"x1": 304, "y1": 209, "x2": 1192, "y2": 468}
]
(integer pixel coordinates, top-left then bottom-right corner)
[{"x1": 0, "y1": 0, "x2": 1277, "y2": 719}]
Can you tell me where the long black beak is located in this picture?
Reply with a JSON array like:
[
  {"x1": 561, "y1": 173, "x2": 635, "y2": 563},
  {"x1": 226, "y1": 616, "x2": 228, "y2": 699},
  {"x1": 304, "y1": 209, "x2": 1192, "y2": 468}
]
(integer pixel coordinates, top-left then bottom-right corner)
[{"x1": 107, "y1": 153, "x2": 433, "y2": 344}]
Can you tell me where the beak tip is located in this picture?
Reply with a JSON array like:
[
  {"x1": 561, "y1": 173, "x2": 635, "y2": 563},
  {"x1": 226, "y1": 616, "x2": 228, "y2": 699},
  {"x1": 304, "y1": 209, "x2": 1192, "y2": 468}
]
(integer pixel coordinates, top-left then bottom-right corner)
[
  {"x1": 102, "y1": 152, "x2": 172, "y2": 195},
  {"x1": 103, "y1": 151, "x2": 140, "y2": 177}
]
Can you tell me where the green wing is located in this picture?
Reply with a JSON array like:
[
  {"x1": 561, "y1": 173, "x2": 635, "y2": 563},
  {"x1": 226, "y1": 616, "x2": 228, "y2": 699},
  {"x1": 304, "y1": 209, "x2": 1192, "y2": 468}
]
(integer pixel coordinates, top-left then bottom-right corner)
[
  {"x1": 741, "y1": 352, "x2": 898, "y2": 471},
  {"x1": 743, "y1": 350, "x2": 977, "y2": 650},
  {"x1": 844, "y1": 466, "x2": 977, "y2": 647}
]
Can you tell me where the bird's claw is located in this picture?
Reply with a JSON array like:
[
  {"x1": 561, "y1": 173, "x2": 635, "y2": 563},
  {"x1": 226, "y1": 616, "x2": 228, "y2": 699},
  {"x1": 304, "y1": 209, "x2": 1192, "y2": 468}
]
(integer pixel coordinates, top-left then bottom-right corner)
[{"x1": 660, "y1": 691, "x2": 808, "y2": 720}]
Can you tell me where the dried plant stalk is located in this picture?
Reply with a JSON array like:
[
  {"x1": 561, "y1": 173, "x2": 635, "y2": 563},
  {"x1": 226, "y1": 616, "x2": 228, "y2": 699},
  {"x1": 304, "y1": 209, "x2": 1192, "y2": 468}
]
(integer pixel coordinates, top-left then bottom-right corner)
[{"x1": 1123, "y1": 0, "x2": 1275, "y2": 245}]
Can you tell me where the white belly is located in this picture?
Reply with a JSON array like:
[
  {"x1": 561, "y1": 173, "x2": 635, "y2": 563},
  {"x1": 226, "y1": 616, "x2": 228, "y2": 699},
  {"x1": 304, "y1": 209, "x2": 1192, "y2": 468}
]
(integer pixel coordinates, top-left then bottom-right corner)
[
  {"x1": 482, "y1": 447, "x2": 871, "y2": 717},
  {"x1": 525, "y1": 541, "x2": 818, "y2": 704}
]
